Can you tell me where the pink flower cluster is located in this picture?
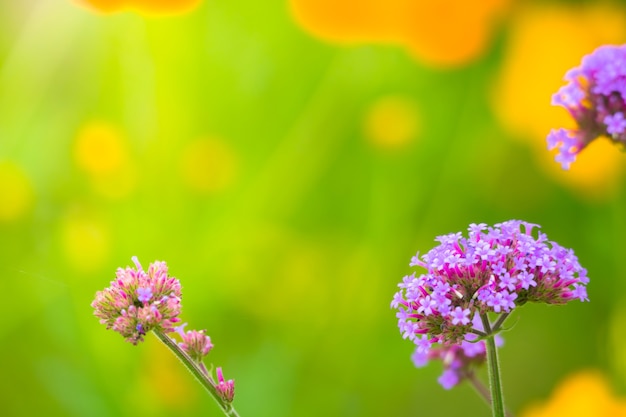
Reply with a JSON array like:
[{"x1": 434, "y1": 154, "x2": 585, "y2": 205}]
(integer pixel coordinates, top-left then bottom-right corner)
[
  {"x1": 92, "y1": 257, "x2": 182, "y2": 344},
  {"x1": 216, "y1": 367, "x2": 235, "y2": 402},
  {"x1": 92, "y1": 257, "x2": 236, "y2": 402}
]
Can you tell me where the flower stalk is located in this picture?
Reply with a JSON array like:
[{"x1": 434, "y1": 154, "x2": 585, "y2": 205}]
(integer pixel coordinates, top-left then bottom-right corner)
[
  {"x1": 152, "y1": 329, "x2": 240, "y2": 417},
  {"x1": 481, "y1": 314, "x2": 505, "y2": 417}
]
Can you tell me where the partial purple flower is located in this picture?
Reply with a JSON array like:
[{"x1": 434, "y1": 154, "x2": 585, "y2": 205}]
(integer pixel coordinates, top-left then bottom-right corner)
[
  {"x1": 411, "y1": 315, "x2": 503, "y2": 390},
  {"x1": 137, "y1": 287, "x2": 153, "y2": 303},
  {"x1": 392, "y1": 220, "x2": 588, "y2": 350},
  {"x1": 215, "y1": 367, "x2": 235, "y2": 403},
  {"x1": 91, "y1": 257, "x2": 182, "y2": 344},
  {"x1": 547, "y1": 44, "x2": 626, "y2": 169}
]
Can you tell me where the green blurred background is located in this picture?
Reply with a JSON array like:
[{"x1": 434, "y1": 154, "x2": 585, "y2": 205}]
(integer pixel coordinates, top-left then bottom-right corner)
[{"x1": 2, "y1": 0, "x2": 626, "y2": 416}]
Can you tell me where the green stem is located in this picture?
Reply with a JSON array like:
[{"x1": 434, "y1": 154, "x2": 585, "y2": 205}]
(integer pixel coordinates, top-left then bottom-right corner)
[
  {"x1": 466, "y1": 371, "x2": 514, "y2": 417},
  {"x1": 152, "y1": 329, "x2": 241, "y2": 417},
  {"x1": 490, "y1": 312, "x2": 510, "y2": 334},
  {"x1": 480, "y1": 314, "x2": 505, "y2": 417}
]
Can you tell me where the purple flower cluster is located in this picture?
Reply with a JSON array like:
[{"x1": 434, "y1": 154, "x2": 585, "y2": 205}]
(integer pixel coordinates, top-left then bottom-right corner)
[
  {"x1": 547, "y1": 44, "x2": 626, "y2": 169},
  {"x1": 412, "y1": 315, "x2": 502, "y2": 389},
  {"x1": 391, "y1": 220, "x2": 588, "y2": 354},
  {"x1": 92, "y1": 256, "x2": 182, "y2": 344}
]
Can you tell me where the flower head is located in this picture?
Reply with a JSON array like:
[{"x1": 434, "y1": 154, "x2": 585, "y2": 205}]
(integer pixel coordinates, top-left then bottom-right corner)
[
  {"x1": 392, "y1": 220, "x2": 588, "y2": 351},
  {"x1": 547, "y1": 44, "x2": 626, "y2": 169},
  {"x1": 91, "y1": 257, "x2": 182, "y2": 344}
]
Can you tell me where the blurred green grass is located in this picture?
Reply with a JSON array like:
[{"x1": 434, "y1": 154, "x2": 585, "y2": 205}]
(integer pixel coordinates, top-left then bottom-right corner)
[{"x1": 1, "y1": 0, "x2": 626, "y2": 416}]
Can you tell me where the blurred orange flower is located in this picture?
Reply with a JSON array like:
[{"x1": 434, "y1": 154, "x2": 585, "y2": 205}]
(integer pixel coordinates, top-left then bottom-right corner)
[
  {"x1": 78, "y1": 0, "x2": 201, "y2": 15},
  {"x1": 520, "y1": 370, "x2": 626, "y2": 417},
  {"x1": 289, "y1": 0, "x2": 512, "y2": 67},
  {"x1": 492, "y1": 4, "x2": 626, "y2": 200}
]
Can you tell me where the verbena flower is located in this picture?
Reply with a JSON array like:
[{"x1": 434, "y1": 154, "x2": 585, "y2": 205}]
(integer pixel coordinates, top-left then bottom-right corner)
[
  {"x1": 92, "y1": 256, "x2": 182, "y2": 344},
  {"x1": 391, "y1": 220, "x2": 588, "y2": 355},
  {"x1": 547, "y1": 44, "x2": 626, "y2": 169},
  {"x1": 412, "y1": 315, "x2": 503, "y2": 389},
  {"x1": 215, "y1": 367, "x2": 235, "y2": 402}
]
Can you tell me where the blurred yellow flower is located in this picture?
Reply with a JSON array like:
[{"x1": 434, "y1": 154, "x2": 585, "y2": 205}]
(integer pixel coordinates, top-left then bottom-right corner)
[
  {"x1": 178, "y1": 137, "x2": 238, "y2": 194},
  {"x1": 289, "y1": 0, "x2": 512, "y2": 67},
  {"x1": 77, "y1": 0, "x2": 201, "y2": 15},
  {"x1": 520, "y1": 370, "x2": 626, "y2": 417},
  {"x1": 74, "y1": 122, "x2": 126, "y2": 176},
  {"x1": 492, "y1": 4, "x2": 626, "y2": 200},
  {"x1": 73, "y1": 121, "x2": 137, "y2": 199},
  {"x1": 0, "y1": 161, "x2": 34, "y2": 222},
  {"x1": 363, "y1": 95, "x2": 420, "y2": 150}
]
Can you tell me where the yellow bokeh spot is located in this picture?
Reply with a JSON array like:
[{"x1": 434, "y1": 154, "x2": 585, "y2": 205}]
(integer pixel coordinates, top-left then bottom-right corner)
[
  {"x1": 73, "y1": 121, "x2": 137, "y2": 199},
  {"x1": 77, "y1": 0, "x2": 202, "y2": 15},
  {"x1": 364, "y1": 95, "x2": 420, "y2": 150},
  {"x1": 289, "y1": 0, "x2": 512, "y2": 67},
  {"x1": 0, "y1": 161, "x2": 34, "y2": 222},
  {"x1": 179, "y1": 137, "x2": 237, "y2": 194},
  {"x1": 520, "y1": 370, "x2": 626, "y2": 417},
  {"x1": 59, "y1": 207, "x2": 110, "y2": 273},
  {"x1": 74, "y1": 122, "x2": 127, "y2": 176},
  {"x1": 492, "y1": 4, "x2": 626, "y2": 198}
]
